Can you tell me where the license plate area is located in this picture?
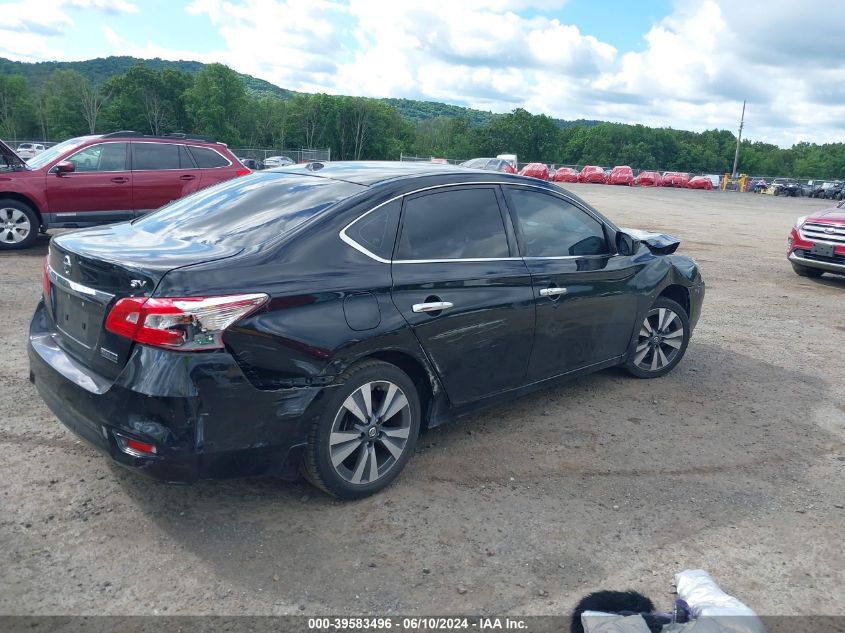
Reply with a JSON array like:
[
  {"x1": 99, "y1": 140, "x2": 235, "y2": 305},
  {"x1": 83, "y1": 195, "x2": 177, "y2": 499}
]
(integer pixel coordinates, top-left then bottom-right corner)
[
  {"x1": 55, "y1": 289, "x2": 104, "y2": 350},
  {"x1": 810, "y1": 242, "x2": 835, "y2": 258}
]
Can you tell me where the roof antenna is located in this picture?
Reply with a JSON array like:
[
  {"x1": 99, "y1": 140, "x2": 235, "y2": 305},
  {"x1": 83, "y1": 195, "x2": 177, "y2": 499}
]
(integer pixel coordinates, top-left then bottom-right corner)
[{"x1": 306, "y1": 162, "x2": 324, "y2": 171}]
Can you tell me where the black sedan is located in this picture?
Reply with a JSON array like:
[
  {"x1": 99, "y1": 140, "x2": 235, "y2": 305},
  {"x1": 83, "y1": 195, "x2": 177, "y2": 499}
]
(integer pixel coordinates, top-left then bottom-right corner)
[{"x1": 29, "y1": 162, "x2": 705, "y2": 498}]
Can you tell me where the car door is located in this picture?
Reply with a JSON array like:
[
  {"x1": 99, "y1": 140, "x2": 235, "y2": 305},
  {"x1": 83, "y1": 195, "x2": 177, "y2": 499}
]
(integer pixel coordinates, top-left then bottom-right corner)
[
  {"x1": 130, "y1": 142, "x2": 202, "y2": 216},
  {"x1": 45, "y1": 142, "x2": 132, "y2": 223},
  {"x1": 503, "y1": 186, "x2": 642, "y2": 382},
  {"x1": 390, "y1": 185, "x2": 535, "y2": 405}
]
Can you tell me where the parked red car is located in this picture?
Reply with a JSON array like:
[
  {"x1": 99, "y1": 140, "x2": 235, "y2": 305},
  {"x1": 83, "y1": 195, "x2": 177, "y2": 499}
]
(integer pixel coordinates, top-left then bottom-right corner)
[
  {"x1": 687, "y1": 176, "x2": 714, "y2": 190},
  {"x1": 551, "y1": 167, "x2": 578, "y2": 183},
  {"x1": 608, "y1": 165, "x2": 634, "y2": 186},
  {"x1": 787, "y1": 201, "x2": 845, "y2": 278},
  {"x1": 578, "y1": 165, "x2": 606, "y2": 184},
  {"x1": 635, "y1": 171, "x2": 663, "y2": 187},
  {"x1": 0, "y1": 132, "x2": 249, "y2": 250},
  {"x1": 662, "y1": 172, "x2": 690, "y2": 188},
  {"x1": 519, "y1": 162, "x2": 549, "y2": 180}
]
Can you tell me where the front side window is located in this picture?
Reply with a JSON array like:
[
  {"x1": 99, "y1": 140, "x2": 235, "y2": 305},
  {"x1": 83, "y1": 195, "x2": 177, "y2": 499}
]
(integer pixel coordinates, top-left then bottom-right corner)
[
  {"x1": 65, "y1": 143, "x2": 127, "y2": 172},
  {"x1": 27, "y1": 136, "x2": 94, "y2": 170},
  {"x1": 132, "y1": 142, "x2": 181, "y2": 170},
  {"x1": 397, "y1": 187, "x2": 509, "y2": 260},
  {"x1": 506, "y1": 188, "x2": 608, "y2": 257}
]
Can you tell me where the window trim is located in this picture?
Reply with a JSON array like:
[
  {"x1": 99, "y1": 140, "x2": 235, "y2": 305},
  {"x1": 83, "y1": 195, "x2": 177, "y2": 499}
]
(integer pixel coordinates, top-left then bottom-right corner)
[
  {"x1": 395, "y1": 184, "x2": 514, "y2": 263},
  {"x1": 186, "y1": 144, "x2": 234, "y2": 170},
  {"x1": 501, "y1": 184, "x2": 613, "y2": 260},
  {"x1": 49, "y1": 140, "x2": 130, "y2": 174},
  {"x1": 340, "y1": 181, "x2": 616, "y2": 264},
  {"x1": 129, "y1": 141, "x2": 233, "y2": 172},
  {"x1": 340, "y1": 182, "x2": 529, "y2": 264}
]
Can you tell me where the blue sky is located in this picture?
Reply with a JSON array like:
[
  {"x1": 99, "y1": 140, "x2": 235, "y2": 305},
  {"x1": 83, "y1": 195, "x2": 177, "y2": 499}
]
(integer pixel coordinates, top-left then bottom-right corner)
[{"x1": 1, "y1": 0, "x2": 844, "y2": 146}]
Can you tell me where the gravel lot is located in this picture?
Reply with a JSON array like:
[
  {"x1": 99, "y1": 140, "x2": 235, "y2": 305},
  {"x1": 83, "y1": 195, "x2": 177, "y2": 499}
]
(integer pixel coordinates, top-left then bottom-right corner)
[{"x1": 1, "y1": 185, "x2": 843, "y2": 617}]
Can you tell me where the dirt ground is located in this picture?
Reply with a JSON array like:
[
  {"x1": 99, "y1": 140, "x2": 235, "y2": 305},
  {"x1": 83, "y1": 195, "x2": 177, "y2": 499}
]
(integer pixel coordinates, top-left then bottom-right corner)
[{"x1": 1, "y1": 185, "x2": 842, "y2": 617}]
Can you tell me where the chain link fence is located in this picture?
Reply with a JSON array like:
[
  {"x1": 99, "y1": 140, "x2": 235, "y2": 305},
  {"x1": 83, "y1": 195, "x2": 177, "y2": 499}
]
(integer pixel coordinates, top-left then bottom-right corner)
[{"x1": 231, "y1": 147, "x2": 331, "y2": 166}]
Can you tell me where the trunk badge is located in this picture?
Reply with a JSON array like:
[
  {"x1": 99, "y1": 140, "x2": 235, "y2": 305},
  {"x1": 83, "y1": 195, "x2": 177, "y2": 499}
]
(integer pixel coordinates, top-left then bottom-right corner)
[
  {"x1": 130, "y1": 279, "x2": 147, "y2": 289},
  {"x1": 62, "y1": 255, "x2": 72, "y2": 275},
  {"x1": 100, "y1": 347, "x2": 119, "y2": 363}
]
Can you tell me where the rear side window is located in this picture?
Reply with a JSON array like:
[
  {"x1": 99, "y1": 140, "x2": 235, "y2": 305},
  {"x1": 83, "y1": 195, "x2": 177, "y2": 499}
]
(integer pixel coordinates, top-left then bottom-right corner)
[
  {"x1": 397, "y1": 187, "x2": 509, "y2": 260},
  {"x1": 344, "y1": 199, "x2": 400, "y2": 260},
  {"x1": 189, "y1": 146, "x2": 230, "y2": 168},
  {"x1": 133, "y1": 142, "x2": 180, "y2": 170},
  {"x1": 507, "y1": 189, "x2": 608, "y2": 257},
  {"x1": 132, "y1": 173, "x2": 365, "y2": 247}
]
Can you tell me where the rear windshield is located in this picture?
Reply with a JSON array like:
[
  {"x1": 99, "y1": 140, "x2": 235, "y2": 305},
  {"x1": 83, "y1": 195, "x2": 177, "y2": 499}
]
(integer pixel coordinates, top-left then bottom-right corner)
[{"x1": 132, "y1": 172, "x2": 365, "y2": 247}]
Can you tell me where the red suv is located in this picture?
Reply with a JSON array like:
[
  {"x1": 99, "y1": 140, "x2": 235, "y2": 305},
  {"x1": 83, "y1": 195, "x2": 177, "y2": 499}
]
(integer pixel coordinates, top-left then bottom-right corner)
[
  {"x1": 1, "y1": 132, "x2": 249, "y2": 250},
  {"x1": 787, "y1": 201, "x2": 845, "y2": 277}
]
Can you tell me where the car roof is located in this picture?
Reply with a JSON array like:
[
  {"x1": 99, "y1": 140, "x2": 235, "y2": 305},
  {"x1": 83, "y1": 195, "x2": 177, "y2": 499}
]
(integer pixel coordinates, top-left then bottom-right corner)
[{"x1": 274, "y1": 160, "x2": 514, "y2": 186}]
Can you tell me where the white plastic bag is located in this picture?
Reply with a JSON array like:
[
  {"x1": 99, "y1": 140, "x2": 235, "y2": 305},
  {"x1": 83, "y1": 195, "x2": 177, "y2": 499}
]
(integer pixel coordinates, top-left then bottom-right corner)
[{"x1": 672, "y1": 570, "x2": 766, "y2": 633}]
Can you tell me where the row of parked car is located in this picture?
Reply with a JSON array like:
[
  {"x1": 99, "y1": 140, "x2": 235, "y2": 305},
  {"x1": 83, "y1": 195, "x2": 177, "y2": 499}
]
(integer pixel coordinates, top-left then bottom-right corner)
[
  {"x1": 460, "y1": 157, "x2": 719, "y2": 190},
  {"x1": 749, "y1": 178, "x2": 843, "y2": 198}
]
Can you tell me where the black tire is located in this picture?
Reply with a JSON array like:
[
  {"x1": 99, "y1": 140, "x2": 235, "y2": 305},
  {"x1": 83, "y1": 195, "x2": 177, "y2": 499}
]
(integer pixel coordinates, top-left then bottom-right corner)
[
  {"x1": 624, "y1": 297, "x2": 690, "y2": 379},
  {"x1": 791, "y1": 263, "x2": 824, "y2": 278},
  {"x1": 0, "y1": 198, "x2": 39, "y2": 250},
  {"x1": 302, "y1": 359, "x2": 421, "y2": 499}
]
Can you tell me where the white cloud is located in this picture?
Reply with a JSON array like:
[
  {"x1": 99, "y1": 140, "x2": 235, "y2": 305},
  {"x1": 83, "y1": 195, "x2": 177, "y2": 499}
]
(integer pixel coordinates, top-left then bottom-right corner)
[
  {"x1": 66, "y1": 0, "x2": 138, "y2": 13},
  {"x1": 181, "y1": 0, "x2": 845, "y2": 146},
  {"x1": 0, "y1": 0, "x2": 139, "y2": 61},
  {"x1": 5, "y1": 0, "x2": 845, "y2": 147}
]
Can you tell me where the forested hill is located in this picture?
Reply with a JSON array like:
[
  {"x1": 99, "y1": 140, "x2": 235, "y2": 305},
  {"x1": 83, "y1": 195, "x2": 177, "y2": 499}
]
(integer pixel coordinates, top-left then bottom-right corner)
[
  {"x1": 1, "y1": 56, "x2": 513, "y2": 124},
  {"x1": 0, "y1": 56, "x2": 297, "y2": 100},
  {"x1": 2, "y1": 56, "x2": 843, "y2": 177}
]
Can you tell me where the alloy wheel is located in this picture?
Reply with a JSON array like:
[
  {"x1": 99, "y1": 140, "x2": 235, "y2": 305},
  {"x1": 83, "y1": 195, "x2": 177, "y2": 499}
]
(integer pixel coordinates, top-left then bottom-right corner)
[
  {"x1": 328, "y1": 380, "x2": 412, "y2": 485},
  {"x1": 1, "y1": 207, "x2": 31, "y2": 244},
  {"x1": 632, "y1": 306, "x2": 685, "y2": 372}
]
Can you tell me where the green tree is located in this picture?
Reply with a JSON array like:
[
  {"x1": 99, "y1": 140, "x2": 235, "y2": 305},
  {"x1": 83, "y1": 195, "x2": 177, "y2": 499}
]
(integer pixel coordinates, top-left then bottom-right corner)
[
  {"x1": 103, "y1": 65, "x2": 193, "y2": 135},
  {"x1": 183, "y1": 63, "x2": 246, "y2": 144},
  {"x1": 0, "y1": 74, "x2": 35, "y2": 142}
]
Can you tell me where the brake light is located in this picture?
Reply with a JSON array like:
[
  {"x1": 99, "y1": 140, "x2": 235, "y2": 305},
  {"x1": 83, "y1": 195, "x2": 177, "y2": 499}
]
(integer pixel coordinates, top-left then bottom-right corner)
[
  {"x1": 42, "y1": 255, "x2": 50, "y2": 298},
  {"x1": 235, "y1": 168, "x2": 251, "y2": 176},
  {"x1": 105, "y1": 293, "x2": 268, "y2": 350},
  {"x1": 126, "y1": 438, "x2": 156, "y2": 455}
]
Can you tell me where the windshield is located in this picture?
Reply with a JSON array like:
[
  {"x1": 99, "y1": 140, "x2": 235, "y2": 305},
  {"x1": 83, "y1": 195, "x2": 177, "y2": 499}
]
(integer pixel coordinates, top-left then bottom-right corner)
[
  {"x1": 132, "y1": 172, "x2": 365, "y2": 248},
  {"x1": 26, "y1": 136, "x2": 96, "y2": 169}
]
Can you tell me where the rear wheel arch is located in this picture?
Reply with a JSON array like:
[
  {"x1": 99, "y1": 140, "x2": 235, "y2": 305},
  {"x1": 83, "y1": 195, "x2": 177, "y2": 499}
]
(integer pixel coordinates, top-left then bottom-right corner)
[{"x1": 352, "y1": 350, "x2": 436, "y2": 431}]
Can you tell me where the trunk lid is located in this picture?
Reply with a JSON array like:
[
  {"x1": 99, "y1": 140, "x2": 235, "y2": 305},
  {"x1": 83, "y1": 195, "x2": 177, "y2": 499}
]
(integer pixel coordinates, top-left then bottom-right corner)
[
  {"x1": 47, "y1": 223, "x2": 242, "y2": 379},
  {"x1": 0, "y1": 139, "x2": 28, "y2": 171}
]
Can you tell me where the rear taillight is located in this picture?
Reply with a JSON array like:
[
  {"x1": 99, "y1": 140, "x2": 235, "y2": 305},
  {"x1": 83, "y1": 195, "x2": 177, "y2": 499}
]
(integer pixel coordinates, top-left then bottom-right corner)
[
  {"x1": 104, "y1": 293, "x2": 268, "y2": 350},
  {"x1": 235, "y1": 168, "x2": 251, "y2": 176},
  {"x1": 42, "y1": 255, "x2": 50, "y2": 298}
]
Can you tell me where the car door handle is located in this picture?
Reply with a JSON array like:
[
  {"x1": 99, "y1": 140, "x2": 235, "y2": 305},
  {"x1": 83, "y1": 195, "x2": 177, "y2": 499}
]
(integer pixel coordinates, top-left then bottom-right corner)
[
  {"x1": 180, "y1": 175, "x2": 196, "y2": 181},
  {"x1": 412, "y1": 301, "x2": 454, "y2": 313},
  {"x1": 110, "y1": 177, "x2": 129, "y2": 184},
  {"x1": 539, "y1": 287, "x2": 567, "y2": 297}
]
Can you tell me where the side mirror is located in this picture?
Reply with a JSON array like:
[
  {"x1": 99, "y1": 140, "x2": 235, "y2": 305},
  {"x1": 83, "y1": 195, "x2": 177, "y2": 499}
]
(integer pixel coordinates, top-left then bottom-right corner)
[
  {"x1": 55, "y1": 161, "x2": 75, "y2": 175},
  {"x1": 616, "y1": 231, "x2": 639, "y2": 256}
]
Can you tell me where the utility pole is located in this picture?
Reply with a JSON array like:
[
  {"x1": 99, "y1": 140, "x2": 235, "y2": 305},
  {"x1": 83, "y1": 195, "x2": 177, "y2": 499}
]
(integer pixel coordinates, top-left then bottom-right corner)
[{"x1": 732, "y1": 100, "x2": 746, "y2": 178}]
